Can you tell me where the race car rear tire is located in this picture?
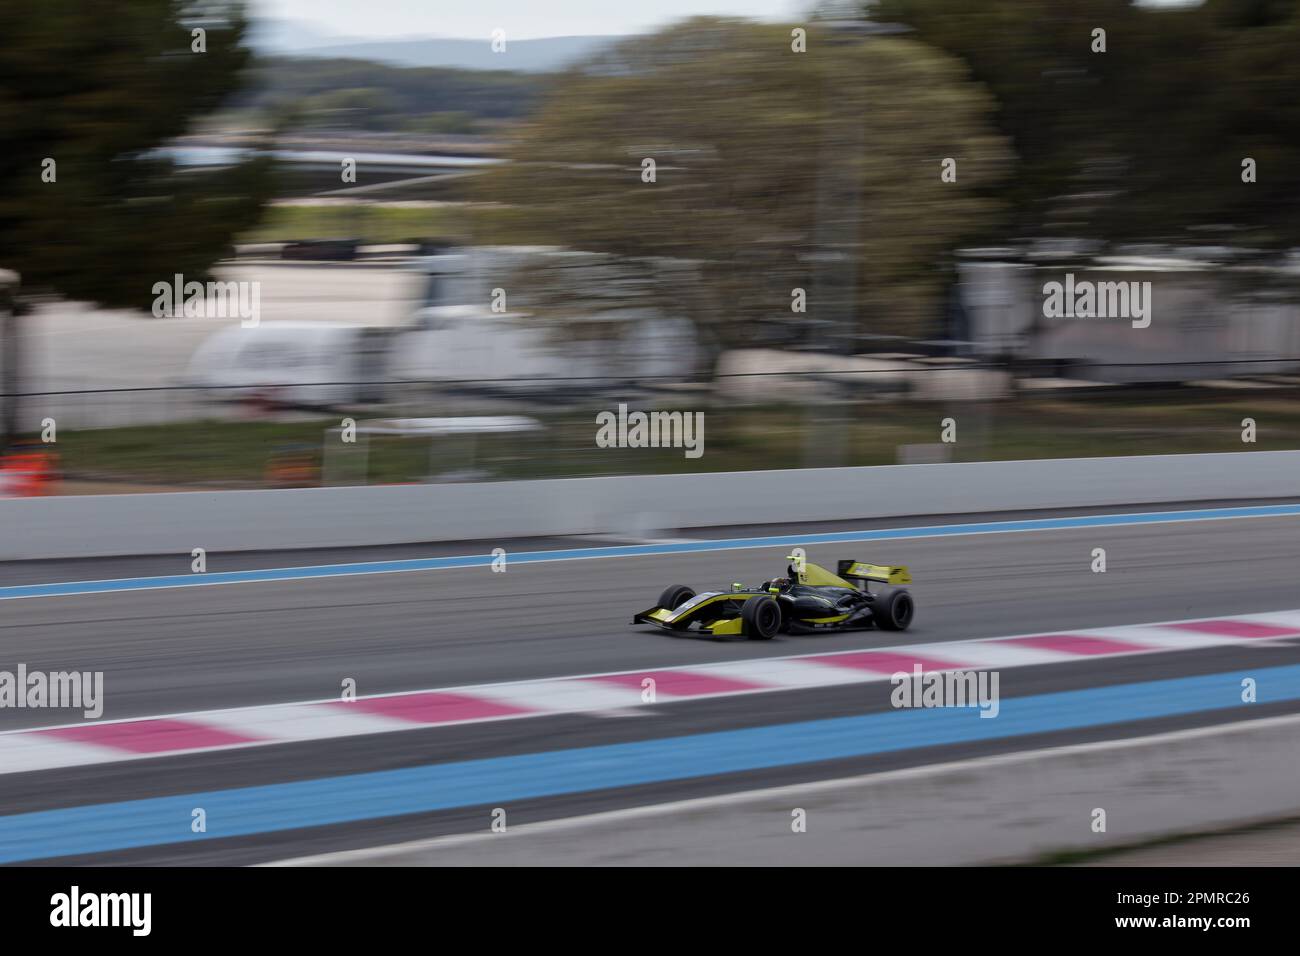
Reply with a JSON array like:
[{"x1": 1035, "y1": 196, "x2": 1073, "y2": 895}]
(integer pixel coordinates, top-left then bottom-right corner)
[
  {"x1": 872, "y1": 587, "x2": 915, "y2": 631},
  {"x1": 741, "y1": 595, "x2": 781, "y2": 640},
  {"x1": 658, "y1": 585, "x2": 696, "y2": 611}
]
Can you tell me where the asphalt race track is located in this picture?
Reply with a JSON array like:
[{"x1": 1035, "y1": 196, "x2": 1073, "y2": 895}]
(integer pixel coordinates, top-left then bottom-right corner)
[{"x1": 3, "y1": 500, "x2": 1300, "y2": 864}]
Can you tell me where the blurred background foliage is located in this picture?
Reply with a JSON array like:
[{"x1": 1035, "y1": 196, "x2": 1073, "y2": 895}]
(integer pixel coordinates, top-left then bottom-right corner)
[
  {"x1": 472, "y1": 18, "x2": 1013, "y2": 352},
  {"x1": 874, "y1": 0, "x2": 1300, "y2": 250},
  {"x1": 0, "y1": 0, "x2": 275, "y2": 308},
  {"x1": 8, "y1": 1, "x2": 1300, "y2": 316}
]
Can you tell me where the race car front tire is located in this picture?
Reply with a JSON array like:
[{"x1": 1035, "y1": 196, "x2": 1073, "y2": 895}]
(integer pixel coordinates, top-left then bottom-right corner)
[
  {"x1": 658, "y1": 584, "x2": 696, "y2": 611},
  {"x1": 741, "y1": 594, "x2": 781, "y2": 640},
  {"x1": 872, "y1": 587, "x2": 915, "y2": 631}
]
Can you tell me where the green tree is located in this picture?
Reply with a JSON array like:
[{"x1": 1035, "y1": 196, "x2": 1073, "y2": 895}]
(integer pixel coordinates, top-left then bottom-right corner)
[
  {"x1": 0, "y1": 0, "x2": 274, "y2": 307},
  {"x1": 1161, "y1": 0, "x2": 1300, "y2": 250},
  {"x1": 472, "y1": 17, "x2": 1012, "y2": 358},
  {"x1": 873, "y1": 0, "x2": 1138, "y2": 238},
  {"x1": 873, "y1": 0, "x2": 1300, "y2": 250}
]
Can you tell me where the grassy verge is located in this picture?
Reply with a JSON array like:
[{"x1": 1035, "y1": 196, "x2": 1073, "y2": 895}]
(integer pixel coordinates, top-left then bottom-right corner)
[
  {"x1": 240, "y1": 204, "x2": 464, "y2": 245},
  {"x1": 45, "y1": 389, "x2": 1300, "y2": 489}
]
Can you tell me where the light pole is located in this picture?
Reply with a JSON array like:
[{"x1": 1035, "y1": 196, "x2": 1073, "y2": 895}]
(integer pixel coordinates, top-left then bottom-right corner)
[
  {"x1": 810, "y1": 12, "x2": 912, "y2": 352},
  {"x1": 0, "y1": 269, "x2": 21, "y2": 452},
  {"x1": 806, "y1": 11, "x2": 910, "y2": 466}
]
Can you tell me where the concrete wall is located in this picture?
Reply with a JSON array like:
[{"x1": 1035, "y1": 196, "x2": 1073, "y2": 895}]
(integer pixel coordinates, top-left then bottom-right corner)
[{"x1": 2, "y1": 449, "x2": 1298, "y2": 560}]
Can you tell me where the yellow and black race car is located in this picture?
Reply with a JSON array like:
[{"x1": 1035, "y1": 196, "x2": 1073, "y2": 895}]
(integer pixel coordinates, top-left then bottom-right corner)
[{"x1": 632, "y1": 553, "x2": 914, "y2": 639}]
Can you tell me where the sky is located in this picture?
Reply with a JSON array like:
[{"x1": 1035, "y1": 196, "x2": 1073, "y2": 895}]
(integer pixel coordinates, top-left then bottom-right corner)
[
  {"x1": 251, "y1": 0, "x2": 1203, "y2": 42},
  {"x1": 252, "y1": 0, "x2": 815, "y2": 41}
]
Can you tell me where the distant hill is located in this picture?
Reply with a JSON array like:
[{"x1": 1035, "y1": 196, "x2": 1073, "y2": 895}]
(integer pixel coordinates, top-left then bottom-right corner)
[
  {"x1": 237, "y1": 57, "x2": 545, "y2": 128},
  {"x1": 248, "y1": 18, "x2": 620, "y2": 72}
]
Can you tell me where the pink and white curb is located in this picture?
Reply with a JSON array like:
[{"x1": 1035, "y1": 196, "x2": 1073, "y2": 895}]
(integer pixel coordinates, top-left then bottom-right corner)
[{"x1": 3, "y1": 609, "x2": 1299, "y2": 775}]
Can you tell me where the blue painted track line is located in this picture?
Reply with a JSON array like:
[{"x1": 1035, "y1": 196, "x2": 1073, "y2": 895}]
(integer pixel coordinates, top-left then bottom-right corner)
[
  {"x1": 3, "y1": 502, "x2": 1299, "y2": 602},
  {"x1": 0, "y1": 664, "x2": 1293, "y2": 863}
]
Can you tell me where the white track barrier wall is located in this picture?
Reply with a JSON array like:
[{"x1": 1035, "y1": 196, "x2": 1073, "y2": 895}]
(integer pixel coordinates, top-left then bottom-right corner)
[{"x1": 2, "y1": 450, "x2": 1298, "y2": 560}]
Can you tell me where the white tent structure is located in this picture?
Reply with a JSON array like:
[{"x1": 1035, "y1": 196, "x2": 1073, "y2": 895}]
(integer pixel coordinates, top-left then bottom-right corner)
[{"x1": 322, "y1": 415, "x2": 543, "y2": 484}]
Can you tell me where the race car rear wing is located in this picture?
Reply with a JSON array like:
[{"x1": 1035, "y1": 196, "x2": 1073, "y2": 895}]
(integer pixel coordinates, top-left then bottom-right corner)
[{"x1": 837, "y1": 560, "x2": 912, "y2": 586}]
